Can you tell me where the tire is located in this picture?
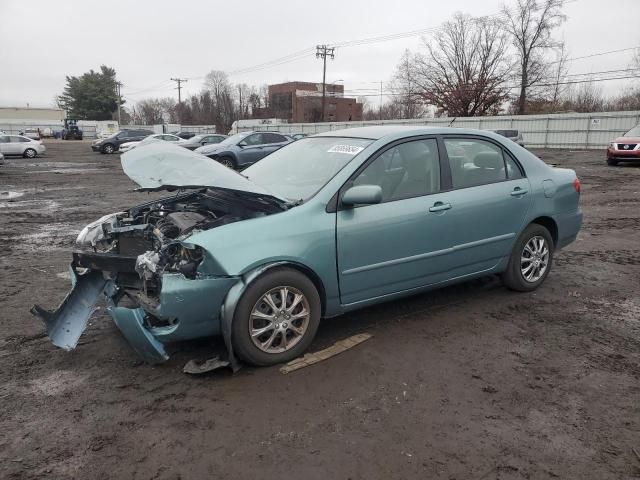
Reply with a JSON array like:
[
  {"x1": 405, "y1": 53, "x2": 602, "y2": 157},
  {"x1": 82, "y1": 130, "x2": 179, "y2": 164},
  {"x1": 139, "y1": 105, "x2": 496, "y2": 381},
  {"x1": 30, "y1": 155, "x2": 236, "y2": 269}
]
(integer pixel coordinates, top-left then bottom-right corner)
[
  {"x1": 502, "y1": 223, "x2": 554, "y2": 292},
  {"x1": 232, "y1": 268, "x2": 321, "y2": 366},
  {"x1": 606, "y1": 158, "x2": 618, "y2": 166},
  {"x1": 23, "y1": 148, "x2": 37, "y2": 158},
  {"x1": 102, "y1": 143, "x2": 115, "y2": 154},
  {"x1": 217, "y1": 156, "x2": 236, "y2": 169}
]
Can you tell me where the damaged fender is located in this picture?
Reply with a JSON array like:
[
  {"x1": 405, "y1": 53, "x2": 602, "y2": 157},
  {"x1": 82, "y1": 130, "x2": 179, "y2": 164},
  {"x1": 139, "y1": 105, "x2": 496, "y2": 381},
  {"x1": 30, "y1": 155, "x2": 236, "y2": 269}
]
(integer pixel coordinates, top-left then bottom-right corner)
[{"x1": 220, "y1": 262, "x2": 287, "y2": 371}]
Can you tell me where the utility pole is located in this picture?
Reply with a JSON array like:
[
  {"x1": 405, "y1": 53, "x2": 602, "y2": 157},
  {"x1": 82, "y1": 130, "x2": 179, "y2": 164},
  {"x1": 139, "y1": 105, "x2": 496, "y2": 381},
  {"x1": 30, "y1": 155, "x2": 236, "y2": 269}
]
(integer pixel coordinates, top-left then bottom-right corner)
[
  {"x1": 316, "y1": 45, "x2": 335, "y2": 122},
  {"x1": 170, "y1": 77, "x2": 188, "y2": 103},
  {"x1": 115, "y1": 81, "x2": 122, "y2": 125},
  {"x1": 379, "y1": 80, "x2": 383, "y2": 120}
]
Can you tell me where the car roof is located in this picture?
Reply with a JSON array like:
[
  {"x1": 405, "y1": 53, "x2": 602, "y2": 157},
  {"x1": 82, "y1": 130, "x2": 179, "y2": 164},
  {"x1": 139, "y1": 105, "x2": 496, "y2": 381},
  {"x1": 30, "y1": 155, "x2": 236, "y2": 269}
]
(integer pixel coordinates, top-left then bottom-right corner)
[{"x1": 311, "y1": 125, "x2": 507, "y2": 141}]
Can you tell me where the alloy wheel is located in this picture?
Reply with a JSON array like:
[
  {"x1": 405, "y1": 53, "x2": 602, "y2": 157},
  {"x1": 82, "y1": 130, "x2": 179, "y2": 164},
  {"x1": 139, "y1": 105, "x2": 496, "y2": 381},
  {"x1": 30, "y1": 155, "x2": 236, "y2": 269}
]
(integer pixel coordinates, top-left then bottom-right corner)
[
  {"x1": 25, "y1": 148, "x2": 36, "y2": 158},
  {"x1": 521, "y1": 236, "x2": 549, "y2": 283},
  {"x1": 249, "y1": 286, "x2": 310, "y2": 354},
  {"x1": 219, "y1": 157, "x2": 234, "y2": 169}
]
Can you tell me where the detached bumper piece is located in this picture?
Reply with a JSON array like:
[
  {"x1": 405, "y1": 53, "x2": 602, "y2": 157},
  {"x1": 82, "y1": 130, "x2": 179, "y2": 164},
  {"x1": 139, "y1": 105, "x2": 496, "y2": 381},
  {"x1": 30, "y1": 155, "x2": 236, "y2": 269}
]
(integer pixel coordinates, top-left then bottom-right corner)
[{"x1": 31, "y1": 268, "x2": 107, "y2": 351}]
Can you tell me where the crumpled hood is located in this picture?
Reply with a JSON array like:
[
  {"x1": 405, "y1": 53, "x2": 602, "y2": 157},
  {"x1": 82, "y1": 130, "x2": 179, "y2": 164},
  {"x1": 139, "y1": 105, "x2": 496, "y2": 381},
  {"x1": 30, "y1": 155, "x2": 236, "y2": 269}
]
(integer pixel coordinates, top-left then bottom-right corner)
[{"x1": 120, "y1": 142, "x2": 284, "y2": 201}]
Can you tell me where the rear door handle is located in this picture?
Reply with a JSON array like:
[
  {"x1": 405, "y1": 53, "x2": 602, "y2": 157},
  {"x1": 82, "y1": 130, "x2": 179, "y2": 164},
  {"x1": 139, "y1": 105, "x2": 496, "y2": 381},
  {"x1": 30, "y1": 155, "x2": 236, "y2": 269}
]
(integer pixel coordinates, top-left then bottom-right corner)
[
  {"x1": 510, "y1": 187, "x2": 528, "y2": 197},
  {"x1": 429, "y1": 202, "x2": 452, "y2": 212}
]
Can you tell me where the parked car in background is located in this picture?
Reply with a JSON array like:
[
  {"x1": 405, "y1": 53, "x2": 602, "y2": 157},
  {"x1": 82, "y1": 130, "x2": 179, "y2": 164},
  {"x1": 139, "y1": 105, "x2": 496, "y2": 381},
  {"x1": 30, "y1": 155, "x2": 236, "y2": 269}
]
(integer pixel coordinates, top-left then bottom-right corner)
[
  {"x1": 194, "y1": 131, "x2": 292, "y2": 169},
  {"x1": 92, "y1": 128, "x2": 154, "y2": 154},
  {"x1": 0, "y1": 134, "x2": 46, "y2": 158},
  {"x1": 291, "y1": 133, "x2": 307, "y2": 140},
  {"x1": 33, "y1": 127, "x2": 582, "y2": 367},
  {"x1": 180, "y1": 134, "x2": 228, "y2": 150},
  {"x1": 490, "y1": 129, "x2": 525, "y2": 147},
  {"x1": 21, "y1": 128, "x2": 41, "y2": 140},
  {"x1": 606, "y1": 125, "x2": 640, "y2": 166},
  {"x1": 119, "y1": 133, "x2": 186, "y2": 153},
  {"x1": 172, "y1": 131, "x2": 196, "y2": 140}
]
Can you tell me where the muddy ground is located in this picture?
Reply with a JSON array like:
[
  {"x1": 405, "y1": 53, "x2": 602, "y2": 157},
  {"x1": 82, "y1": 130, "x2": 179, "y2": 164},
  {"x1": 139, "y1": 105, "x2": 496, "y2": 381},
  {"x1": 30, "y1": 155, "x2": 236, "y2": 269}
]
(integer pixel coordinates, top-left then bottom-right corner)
[{"x1": 0, "y1": 140, "x2": 638, "y2": 479}]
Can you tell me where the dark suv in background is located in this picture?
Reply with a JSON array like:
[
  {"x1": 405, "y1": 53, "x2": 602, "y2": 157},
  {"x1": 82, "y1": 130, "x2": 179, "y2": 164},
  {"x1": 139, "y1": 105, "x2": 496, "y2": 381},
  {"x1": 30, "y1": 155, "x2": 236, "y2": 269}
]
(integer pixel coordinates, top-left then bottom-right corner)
[{"x1": 91, "y1": 129, "x2": 154, "y2": 154}]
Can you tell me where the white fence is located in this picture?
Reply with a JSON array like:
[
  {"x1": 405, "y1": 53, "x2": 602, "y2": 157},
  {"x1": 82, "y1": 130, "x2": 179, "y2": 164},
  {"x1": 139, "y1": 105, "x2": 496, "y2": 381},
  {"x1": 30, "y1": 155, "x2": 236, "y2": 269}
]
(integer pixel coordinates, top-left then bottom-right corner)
[
  {"x1": 241, "y1": 110, "x2": 640, "y2": 149},
  {"x1": 0, "y1": 121, "x2": 216, "y2": 139}
]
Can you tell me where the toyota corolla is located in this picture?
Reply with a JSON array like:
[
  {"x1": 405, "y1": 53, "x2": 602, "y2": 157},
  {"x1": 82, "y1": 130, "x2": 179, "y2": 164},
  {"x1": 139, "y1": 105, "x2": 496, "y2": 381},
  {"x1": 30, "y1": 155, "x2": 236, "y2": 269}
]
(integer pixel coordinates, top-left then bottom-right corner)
[{"x1": 32, "y1": 127, "x2": 582, "y2": 368}]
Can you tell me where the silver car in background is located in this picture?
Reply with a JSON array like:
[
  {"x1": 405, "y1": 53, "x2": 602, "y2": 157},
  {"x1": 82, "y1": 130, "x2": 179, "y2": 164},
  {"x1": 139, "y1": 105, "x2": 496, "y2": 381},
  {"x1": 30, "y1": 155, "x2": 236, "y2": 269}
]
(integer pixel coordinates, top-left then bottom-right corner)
[
  {"x1": 490, "y1": 129, "x2": 525, "y2": 148},
  {"x1": 0, "y1": 134, "x2": 46, "y2": 158}
]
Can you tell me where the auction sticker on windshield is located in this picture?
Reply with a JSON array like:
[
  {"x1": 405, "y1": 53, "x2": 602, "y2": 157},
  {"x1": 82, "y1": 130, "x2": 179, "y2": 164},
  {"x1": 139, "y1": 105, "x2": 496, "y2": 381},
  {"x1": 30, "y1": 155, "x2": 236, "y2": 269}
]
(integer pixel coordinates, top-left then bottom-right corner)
[{"x1": 327, "y1": 145, "x2": 365, "y2": 155}]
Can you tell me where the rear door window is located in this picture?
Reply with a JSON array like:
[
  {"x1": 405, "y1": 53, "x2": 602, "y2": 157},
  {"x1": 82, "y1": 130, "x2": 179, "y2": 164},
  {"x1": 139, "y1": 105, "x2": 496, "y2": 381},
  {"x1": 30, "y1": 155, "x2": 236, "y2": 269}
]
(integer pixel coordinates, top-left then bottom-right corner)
[
  {"x1": 444, "y1": 138, "x2": 507, "y2": 189},
  {"x1": 263, "y1": 133, "x2": 288, "y2": 144}
]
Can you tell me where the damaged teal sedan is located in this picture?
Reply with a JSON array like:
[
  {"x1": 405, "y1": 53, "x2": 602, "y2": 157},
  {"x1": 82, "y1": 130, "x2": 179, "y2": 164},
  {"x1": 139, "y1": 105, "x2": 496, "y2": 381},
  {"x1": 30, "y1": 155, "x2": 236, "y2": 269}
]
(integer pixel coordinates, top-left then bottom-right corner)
[{"x1": 32, "y1": 126, "x2": 583, "y2": 368}]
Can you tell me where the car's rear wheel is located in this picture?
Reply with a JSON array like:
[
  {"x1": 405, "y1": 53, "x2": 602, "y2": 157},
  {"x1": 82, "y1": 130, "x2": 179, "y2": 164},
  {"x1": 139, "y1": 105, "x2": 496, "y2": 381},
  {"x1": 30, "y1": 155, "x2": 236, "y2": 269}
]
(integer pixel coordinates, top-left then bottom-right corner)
[
  {"x1": 232, "y1": 268, "x2": 321, "y2": 366},
  {"x1": 102, "y1": 144, "x2": 115, "y2": 154},
  {"x1": 606, "y1": 158, "x2": 619, "y2": 166},
  {"x1": 23, "y1": 148, "x2": 37, "y2": 158},
  {"x1": 217, "y1": 156, "x2": 236, "y2": 169},
  {"x1": 502, "y1": 223, "x2": 554, "y2": 292}
]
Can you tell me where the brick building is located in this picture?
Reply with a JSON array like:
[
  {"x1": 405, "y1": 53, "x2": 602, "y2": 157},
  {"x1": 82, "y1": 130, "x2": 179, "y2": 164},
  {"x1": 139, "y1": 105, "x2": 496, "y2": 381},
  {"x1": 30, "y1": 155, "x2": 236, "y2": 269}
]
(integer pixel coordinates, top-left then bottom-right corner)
[{"x1": 258, "y1": 82, "x2": 363, "y2": 123}]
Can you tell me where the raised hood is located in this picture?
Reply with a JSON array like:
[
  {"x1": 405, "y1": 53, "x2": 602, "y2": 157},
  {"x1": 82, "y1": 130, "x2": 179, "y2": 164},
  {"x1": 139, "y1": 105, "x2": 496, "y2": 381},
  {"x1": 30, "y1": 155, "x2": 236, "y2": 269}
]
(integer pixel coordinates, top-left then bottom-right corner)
[{"x1": 121, "y1": 142, "x2": 286, "y2": 204}]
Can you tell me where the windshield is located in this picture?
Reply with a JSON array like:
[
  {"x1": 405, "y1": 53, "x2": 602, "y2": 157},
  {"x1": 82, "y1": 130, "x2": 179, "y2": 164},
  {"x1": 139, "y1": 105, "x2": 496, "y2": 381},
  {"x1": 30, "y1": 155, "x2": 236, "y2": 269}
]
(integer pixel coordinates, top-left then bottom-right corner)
[
  {"x1": 139, "y1": 135, "x2": 159, "y2": 144},
  {"x1": 623, "y1": 126, "x2": 640, "y2": 137},
  {"x1": 243, "y1": 137, "x2": 372, "y2": 201},
  {"x1": 218, "y1": 132, "x2": 251, "y2": 146},
  {"x1": 190, "y1": 134, "x2": 205, "y2": 142}
]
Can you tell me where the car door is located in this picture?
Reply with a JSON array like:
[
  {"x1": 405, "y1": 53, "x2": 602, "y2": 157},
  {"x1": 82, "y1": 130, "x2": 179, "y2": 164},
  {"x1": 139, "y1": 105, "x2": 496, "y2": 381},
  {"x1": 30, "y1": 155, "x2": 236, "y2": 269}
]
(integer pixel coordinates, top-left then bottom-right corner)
[
  {"x1": 237, "y1": 133, "x2": 266, "y2": 164},
  {"x1": 0, "y1": 135, "x2": 10, "y2": 154},
  {"x1": 440, "y1": 136, "x2": 532, "y2": 274},
  {"x1": 336, "y1": 137, "x2": 456, "y2": 305},
  {"x1": 7, "y1": 136, "x2": 26, "y2": 155}
]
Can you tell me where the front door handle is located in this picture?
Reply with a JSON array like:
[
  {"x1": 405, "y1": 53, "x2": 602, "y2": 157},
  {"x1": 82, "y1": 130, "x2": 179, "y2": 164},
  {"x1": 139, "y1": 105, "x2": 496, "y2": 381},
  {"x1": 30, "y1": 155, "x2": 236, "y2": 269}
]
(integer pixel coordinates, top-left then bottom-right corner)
[
  {"x1": 429, "y1": 202, "x2": 452, "y2": 213},
  {"x1": 510, "y1": 187, "x2": 528, "y2": 197}
]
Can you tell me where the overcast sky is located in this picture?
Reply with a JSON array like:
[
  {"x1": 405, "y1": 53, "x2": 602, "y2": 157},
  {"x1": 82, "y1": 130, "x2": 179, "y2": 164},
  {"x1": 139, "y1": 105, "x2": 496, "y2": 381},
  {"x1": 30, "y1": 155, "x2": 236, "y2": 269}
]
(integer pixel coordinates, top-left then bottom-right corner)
[{"x1": 1, "y1": 0, "x2": 638, "y2": 109}]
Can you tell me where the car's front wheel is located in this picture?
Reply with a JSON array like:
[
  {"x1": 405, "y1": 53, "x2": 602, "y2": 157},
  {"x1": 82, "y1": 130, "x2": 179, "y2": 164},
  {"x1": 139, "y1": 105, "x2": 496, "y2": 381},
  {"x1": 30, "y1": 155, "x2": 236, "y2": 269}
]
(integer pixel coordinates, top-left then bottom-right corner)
[
  {"x1": 232, "y1": 268, "x2": 321, "y2": 366},
  {"x1": 606, "y1": 158, "x2": 619, "y2": 166},
  {"x1": 216, "y1": 156, "x2": 236, "y2": 169},
  {"x1": 102, "y1": 144, "x2": 115, "y2": 154},
  {"x1": 502, "y1": 223, "x2": 554, "y2": 292},
  {"x1": 23, "y1": 148, "x2": 37, "y2": 158}
]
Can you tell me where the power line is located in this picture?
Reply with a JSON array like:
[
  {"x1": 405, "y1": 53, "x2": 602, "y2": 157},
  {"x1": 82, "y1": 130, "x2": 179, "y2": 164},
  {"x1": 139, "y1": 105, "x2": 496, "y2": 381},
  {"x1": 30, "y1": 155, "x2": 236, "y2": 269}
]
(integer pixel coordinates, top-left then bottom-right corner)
[{"x1": 345, "y1": 73, "x2": 640, "y2": 97}]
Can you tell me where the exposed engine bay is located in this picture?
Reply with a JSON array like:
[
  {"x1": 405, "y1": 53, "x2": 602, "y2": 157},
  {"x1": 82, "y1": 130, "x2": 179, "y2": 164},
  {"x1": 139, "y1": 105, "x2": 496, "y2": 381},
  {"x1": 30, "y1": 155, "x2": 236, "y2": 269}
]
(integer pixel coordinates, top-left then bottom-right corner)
[{"x1": 74, "y1": 188, "x2": 284, "y2": 300}]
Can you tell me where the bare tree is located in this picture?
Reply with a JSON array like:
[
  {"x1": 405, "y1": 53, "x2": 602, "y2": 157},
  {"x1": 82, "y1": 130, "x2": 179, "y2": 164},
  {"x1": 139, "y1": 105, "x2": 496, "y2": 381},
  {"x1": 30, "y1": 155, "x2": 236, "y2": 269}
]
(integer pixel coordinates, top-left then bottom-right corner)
[
  {"x1": 547, "y1": 42, "x2": 569, "y2": 107},
  {"x1": 560, "y1": 81, "x2": 604, "y2": 112},
  {"x1": 502, "y1": 0, "x2": 566, "y2": 114},
  {"x1": 412, "y1": 13, "x2": 511, "y2": 117},
  {"x1": 390, "y1": 49, "x2": 424, "y2": 118}
]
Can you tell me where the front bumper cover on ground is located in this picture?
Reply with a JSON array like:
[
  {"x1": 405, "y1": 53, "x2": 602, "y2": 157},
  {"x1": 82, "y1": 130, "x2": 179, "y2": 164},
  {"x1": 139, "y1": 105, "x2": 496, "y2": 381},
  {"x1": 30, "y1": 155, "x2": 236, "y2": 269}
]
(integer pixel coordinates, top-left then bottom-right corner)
[{"x1": 31, "y1": 256, "x2": 240, "y2": 367}]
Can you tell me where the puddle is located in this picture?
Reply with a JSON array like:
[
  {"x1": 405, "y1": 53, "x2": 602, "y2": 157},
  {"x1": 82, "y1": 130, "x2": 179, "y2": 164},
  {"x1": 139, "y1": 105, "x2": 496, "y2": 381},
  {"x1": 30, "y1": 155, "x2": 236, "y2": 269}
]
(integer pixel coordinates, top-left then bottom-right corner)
[
  {"x1": 0, "y1": 190, "x2": 24, "y2": 200},
  {"x1": 0, "y1": 199, "x2": 60, "y2": 210},
  {"x1": 0, "y1": 222, "x2": 80, "y2": 252},
  {"x1": 27, "y1": 168, "x2": 103, "y2": 175},
  {"x1": 20, "y1": 161, "x2": 98, "y2": 168},
  {"x1": 56, "y1": 271, "x2": 71, "y2": 281}
]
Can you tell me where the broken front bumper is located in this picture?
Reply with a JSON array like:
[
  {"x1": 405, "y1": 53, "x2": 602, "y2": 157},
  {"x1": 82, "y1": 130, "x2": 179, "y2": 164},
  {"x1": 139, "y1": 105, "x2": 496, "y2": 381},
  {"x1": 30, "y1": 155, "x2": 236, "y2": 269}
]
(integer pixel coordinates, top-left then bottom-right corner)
[{"x1": 31, "y1": 253, "x2": 239, "y2": 364}]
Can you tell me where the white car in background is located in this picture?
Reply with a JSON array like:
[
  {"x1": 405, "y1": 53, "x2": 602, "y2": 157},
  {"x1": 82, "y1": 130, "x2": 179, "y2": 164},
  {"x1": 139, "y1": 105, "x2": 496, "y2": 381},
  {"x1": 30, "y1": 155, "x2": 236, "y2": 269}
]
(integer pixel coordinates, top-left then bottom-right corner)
[
  {"x1": 118, "y1": 133, "x2": 186, "y2": 153},
  {"x1": 0, "y1": 134, "x2": 46, "y2": 158}
]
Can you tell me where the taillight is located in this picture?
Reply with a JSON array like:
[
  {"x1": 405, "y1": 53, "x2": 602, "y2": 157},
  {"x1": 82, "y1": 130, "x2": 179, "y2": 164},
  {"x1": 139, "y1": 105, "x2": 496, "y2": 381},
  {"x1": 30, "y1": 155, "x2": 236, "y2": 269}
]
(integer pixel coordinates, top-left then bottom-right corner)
[{"x1": 573, "y1": 178, "x2": 581, "y2": 194}]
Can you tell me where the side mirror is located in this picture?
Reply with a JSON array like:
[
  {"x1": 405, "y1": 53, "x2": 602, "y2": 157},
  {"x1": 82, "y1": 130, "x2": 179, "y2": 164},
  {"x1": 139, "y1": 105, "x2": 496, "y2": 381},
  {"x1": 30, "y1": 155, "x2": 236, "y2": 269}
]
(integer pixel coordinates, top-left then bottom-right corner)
[
  {"x1": 201, "y1": 141, "x2": 209, "y2": 145},
  {"x1": 238, "y1": 141, "x2": 247, "y2": 147},
  {"x1": 341, "y1": 185, "x2": 383, "y2": 206}
]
